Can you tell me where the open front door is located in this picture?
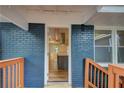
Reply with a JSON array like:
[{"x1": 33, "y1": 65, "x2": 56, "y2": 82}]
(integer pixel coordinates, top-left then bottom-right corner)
[{"x1": 47, "y1": 27, "x2": 69, "y2": 82}]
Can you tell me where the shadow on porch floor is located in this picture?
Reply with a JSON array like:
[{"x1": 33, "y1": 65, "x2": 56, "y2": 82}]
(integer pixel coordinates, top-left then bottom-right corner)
[{"x1": 45, "y1": 82, "x2": 71, "y2": 88}]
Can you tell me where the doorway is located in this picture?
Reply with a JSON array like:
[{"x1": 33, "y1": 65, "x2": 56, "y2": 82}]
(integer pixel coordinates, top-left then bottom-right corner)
[{"x1": 47, "y1": 27, "x2": 69, "y2": 82}]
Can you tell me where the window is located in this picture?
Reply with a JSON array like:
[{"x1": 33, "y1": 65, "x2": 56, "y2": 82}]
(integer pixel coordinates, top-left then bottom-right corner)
[
  {"x1": 95, "y1": 28, "x2": 124, "y2": 66},
  {"x1": 95, "y1": 30, "x2": 112, "y2": 63},
  {"x1": 117, "y1": 31, "x2": 124, "y2": 63}
]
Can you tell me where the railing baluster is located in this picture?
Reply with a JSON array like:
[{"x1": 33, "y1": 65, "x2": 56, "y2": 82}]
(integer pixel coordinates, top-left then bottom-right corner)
[
  {"x1": 102, "y1": 73, "x2": 104, "y2": 88},
  {"x1": 16, "y1": 63, "x2": 19, "y2": 88},
  {"x1": 101, "y1": 72, "x2": 103, "y2": 88},
  {"x1": 94, "y1": 67, "x2": 96, "y2": 85},
  {"x1": 3, "y1": 67, "x2": 6, "y2": 88},
  {"x1": 103, "y1": 73, "x2": 105, "y2": 88},
  {"x1": 90, "y1": 64, "x2": 92, "y2": 83},
  {"x1": 121, "y1": 78, "x2": 124, "y2": 88},
  {"x1": 97, "y1": 70, "x2": 100, "y2": 88},
  {"x1": 8, "y1": 66, "x2": 11, "y2": 88},
  {"x1": 12, "y1": 65, "x2": 15, "y2": 88},
  {"x1": 115, "y1": 74, "x2": 119, "y2": 88},
  {"x1": 104, "y1": 74, "x2": 107, "y2": 88},
  {"x1": 19, "y1": 61, "x2": 24, "y2": 88}
]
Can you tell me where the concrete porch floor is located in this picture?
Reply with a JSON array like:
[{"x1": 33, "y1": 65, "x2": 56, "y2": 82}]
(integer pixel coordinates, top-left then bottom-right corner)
[{"x1": 45, "y1": 82, "x2": 71, "y2": 88}]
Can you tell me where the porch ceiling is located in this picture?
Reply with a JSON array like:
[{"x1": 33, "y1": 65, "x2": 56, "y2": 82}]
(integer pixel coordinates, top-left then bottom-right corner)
[
  {"x1": 1, "y1": 5, "x2": 124, "y2": 28},
  {"x1": 87, "y1": 13, "x2": 124, "y2": 26},
  {"x1": 0, "y1": 14, "x2": 10, "y2": 22},
  {"x1": 16, "y1": 5, "x2": 98, "y2": 26},
  {"x1": 23, "y1": 5, "x2": 97, "y2": 13},
  {"x1": 0, "y1": 6, "x2": 28, "y2": 30}
]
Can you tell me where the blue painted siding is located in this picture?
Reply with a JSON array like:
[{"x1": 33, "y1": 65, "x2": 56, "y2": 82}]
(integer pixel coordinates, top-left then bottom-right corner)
[
  {"x1": 71, "y1": 24, "x2": 94, "y2": 88},
  {"x1": 0, "y1": 22, "x2": 45, "y2": 88}
]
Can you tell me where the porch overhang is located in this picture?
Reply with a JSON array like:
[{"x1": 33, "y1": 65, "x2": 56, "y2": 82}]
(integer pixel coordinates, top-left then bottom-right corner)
[{"x1": 0, "y1": 6, "x2": 28, "y2": 31}]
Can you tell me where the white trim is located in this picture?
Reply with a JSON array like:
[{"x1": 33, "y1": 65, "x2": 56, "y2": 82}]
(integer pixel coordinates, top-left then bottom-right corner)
[
  {"x1": 97, "y1": 63, "x2": 109, "y2": 67},
  {"x1": 95, "y1": 26, "x2": 113, "y2": 30},
  {"x1": 44, "y1": 24, "x2": 48, "y2": 86},
  {"x1": 112, "y1": 28, "x2": 117, "y2": 64},
  {"x1": 94, "y1": 29, "x2": 113, "y2": 65},
  {"x1": 118, "y1": 46, "x2": 124, "y2": 47},
  {"x1": 68, "y1": 24, "x2": 72, "y2": 86},
  {"x1": 97, "y1": 6, "x2": 124, "y2": 13},
  {"x1": 95, "y1": 45, "x2": 112, "y2": 47},
  {"x1": 95, "y1": 26, "x2": 124, "y2": 30},
  {"x1": 116, "y1": 30, "x2": 124, "y2": 64},
  {"x1": 118, "y1": 63, "x2": 124, "y2": 65}
]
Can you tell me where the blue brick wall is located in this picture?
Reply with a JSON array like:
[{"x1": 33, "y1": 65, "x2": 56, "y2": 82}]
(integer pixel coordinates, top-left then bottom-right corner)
[
  {"x1": 0, "y1": 22, "x2": 45, "y2": 88},
  {"x1": 0, "y1": 26, "x2": 2, "y2": 60},
  {"x1": 0, "y1": 22, "x2": 94, "y2": 88},
  {"x1": 0, "y1": 25, "x2": 2, "y2": 87},
  {"x1": 71, "y1": 24, "x2": 94, "y2": 88}
]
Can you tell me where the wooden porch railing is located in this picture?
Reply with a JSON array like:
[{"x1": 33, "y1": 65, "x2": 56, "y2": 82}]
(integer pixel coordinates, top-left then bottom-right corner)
[
  {"x1": 108, "y1": 64, "x2": 124, "y2": 88},
  {"x1": 84, "y1": 58, "x2": 108, "y2": 88},
  {"x1": 84, "y1": 58, "x2": 124, "y2": 88},
  {"x1": 0, "y1": 57, "x2": 24, "y2": 88}
]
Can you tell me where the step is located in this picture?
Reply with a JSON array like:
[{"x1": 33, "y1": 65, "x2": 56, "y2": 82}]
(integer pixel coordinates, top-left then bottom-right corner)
[{"x1": 45, "y1": 82, "x2": 71, "y2": 88}]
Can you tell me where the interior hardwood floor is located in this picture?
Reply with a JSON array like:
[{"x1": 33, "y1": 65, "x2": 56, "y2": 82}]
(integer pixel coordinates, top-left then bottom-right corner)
[{"x1": 49, "y1": 70, "x2": 68, "y2": 81}]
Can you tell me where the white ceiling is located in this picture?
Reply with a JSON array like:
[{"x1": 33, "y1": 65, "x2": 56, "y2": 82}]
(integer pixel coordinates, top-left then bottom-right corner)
[
  {"x1": 1, "y1": 5, "x2": 124, "y2": 27},
  {"x1": 22, "y1": 5, "x2": 97, "y2": 13},
  {"x1": 0, "y1": 14, "x2": 10, "y2": 22},
  {"x1": 16, "y1": 5, "x2": 98, "y2": 26},
  {"x1": 87, "y1": 13, "x2": 124, "y2": 26}
]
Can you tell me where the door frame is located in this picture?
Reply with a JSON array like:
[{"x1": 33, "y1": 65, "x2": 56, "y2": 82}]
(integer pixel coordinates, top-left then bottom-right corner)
[{"x1": 44, "y1": 25, "x2": 72, "y2": 86}]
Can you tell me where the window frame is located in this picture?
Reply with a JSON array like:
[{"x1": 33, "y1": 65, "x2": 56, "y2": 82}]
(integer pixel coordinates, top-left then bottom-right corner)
[
  {"x1": 94, "y1": 26, "x2": 124, "y2": 67},
  {"x1": 94, "y1": 29, "x2": 113, "y2": 66},
  {"x1": 117, "y1": 30, "x2": 124, "y2": 64}
]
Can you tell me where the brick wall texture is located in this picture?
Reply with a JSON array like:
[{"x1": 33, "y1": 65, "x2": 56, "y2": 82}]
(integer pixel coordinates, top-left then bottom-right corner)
[
  {"x1": 0, "y1": 23, "x2": 45, "y2": 88},
  {"x1": 71, "y1": 24, "x2": 94, "y2": 87}
]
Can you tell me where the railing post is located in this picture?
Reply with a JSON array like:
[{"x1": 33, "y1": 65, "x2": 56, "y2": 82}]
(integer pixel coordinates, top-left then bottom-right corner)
[
  {"x1": 115, "y1": 74, "x2": 119, "y2": 88},
  {"x1": 84, "y1": 59, "x2": 89, "y2": 88},
  {"x1": 19, "y1": 59, "x2": 24, "y2": 88},
  {"x1": 108, "y1": 65, "x2": 114, "y2": 88}
]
